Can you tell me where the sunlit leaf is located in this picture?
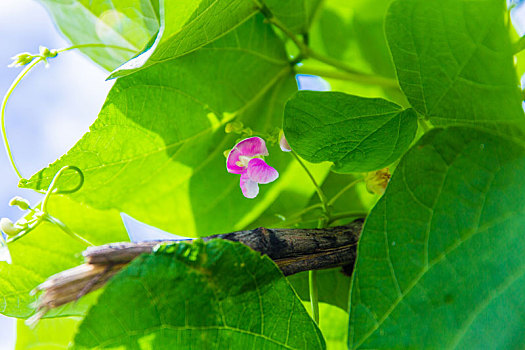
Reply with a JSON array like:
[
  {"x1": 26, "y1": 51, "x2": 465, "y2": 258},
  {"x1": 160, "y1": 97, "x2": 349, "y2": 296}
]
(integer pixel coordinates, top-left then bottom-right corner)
[
  {"x1": 385, "y1": 0, "x2": 525, "y2": 137},
  {"x1": 110, "y1": 0, "x2": 259, "y2": 78},
  {"x1": 21, "y1": 16, "x2": 308, "y2": 236},
  {"x1": 37, "y1": 0, "x2": 160, "y2": 70}
]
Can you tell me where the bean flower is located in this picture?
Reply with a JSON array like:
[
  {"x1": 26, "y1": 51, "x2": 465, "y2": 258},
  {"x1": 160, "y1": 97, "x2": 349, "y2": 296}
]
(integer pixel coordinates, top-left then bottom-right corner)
[{"x1": 226, "y1": 137, "x2": 279, "y2": 198}]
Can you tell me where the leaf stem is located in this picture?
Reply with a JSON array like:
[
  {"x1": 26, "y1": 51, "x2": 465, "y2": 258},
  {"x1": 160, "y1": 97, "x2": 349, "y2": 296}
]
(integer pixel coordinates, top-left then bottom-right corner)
[
  {"x1": 267, "y1": 16, "x2": 398, "y2": 89},
  {"x1": 291, "y1": 151, "x2": 329, "y2": 216},
  {"x1": 327, "y1": 177, "x2": 363, "y2": 207},
  {"x1": 1, "y1": 57, "x2": 43, "y2": 179}
]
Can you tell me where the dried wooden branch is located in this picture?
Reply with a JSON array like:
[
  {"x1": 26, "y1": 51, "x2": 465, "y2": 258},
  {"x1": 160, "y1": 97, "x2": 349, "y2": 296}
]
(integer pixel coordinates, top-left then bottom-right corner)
[{"x1": 31, "y1": 220, "x2": 363, "y2": 322}]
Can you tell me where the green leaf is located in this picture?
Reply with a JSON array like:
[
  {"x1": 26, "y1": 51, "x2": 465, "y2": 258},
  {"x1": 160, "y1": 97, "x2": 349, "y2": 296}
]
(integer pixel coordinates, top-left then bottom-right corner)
[
  {"x1": 262, "y1": 0, "x2": 323, "y2": 34},
  {"x1": 284, "y1": 91, "x2": 418, "y2": 173},
  {"x1": 37, "y1": 0, "x2": 160, "y2": 70},
  {"x1": 0, "y1": 196, "x2": 127, "y2": 318},
  {"x1": 385, "y1": 0, "x2": 525, "y2": 136},
  {"x1": 21, "y1": 16, "x2": 305, "y2": 236},
  {"x1": 16, "y1": 317, "x2": 80, "y2": 349},
  {"x1": 288, "y1": 268, "x2": 351, "y2": 311},
  {"x1": 110, "y1": 0, "x2": 259, "y2": 78},
  {"x1": 73, "y1": 240, "x2": 325, "y2": 349},
  {"x1": 348, "y1": 127, "x2": 525, "y2": 349}
]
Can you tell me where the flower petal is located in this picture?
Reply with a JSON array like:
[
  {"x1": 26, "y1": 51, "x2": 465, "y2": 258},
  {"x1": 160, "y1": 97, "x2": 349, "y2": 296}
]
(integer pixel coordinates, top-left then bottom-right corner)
[
  {"x1": 246, "y1": 158, "x2": 279, "y2": 184},
  {"x1": 240, "y1": 172, "x2": 259, "y2": 198},
  {"x1": 226, "y1": 137, "x2": 269, "y2": 174}
]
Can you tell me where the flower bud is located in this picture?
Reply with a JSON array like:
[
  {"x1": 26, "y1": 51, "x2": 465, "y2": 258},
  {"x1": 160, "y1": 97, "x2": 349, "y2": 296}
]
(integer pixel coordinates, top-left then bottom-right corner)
[
  {"x1": 8, "y1": 52, "x2": 33, "y2": 68},
  {"x1": 364, "y1": 168, "x2": 391, "y2": 195},
  {"x1": 279, "y1": 131, "x2": 292, "y2": 152},
  {"x1": 39, "y1": 45, "x2": 57, "y2": 58},
  {"x1": 0, "y1": 218, "x2": 23, "y2": 237},
  {"x1": 225, "y1": 121, "x2": 244, "y2": 134},
  {"x1": 9, "y1": 196, "x2": 30, "y2": 210}
]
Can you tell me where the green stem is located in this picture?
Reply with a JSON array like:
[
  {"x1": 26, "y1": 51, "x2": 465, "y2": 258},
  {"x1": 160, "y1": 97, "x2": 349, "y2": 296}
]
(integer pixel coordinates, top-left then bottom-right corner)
[
  {"x1": 44, "y1": 214, "x2": 94, "y2": 247},
  {"x1": 291, "y1": 151, "x2": 328, "y2": 215},
  {"x1": 6, "y1": 220, "x2": 42, "y2": 244},
  {"x1": 279, "y1": 203, "x2": 322, "y2": 226},
  {"x1": 295, "y1": 66, "x2": 399, "y2": 89},
  {"x1": 267, "y1": 16, "x2": 398, "y2": 89},
  {"x1": 309, "y1": 270, "x2": 319, "y2": 324},
  {"x1": 288, "y1": 150, "x2": 328, "y2": 326},
  {"x1": 1, "y1": 57, "x2": 43, "y2": 179},
  {"x1": 328, "y1": 211, "x2": 368, "y2": 224},
  {"x1": 303, "y1": 50, "x2": 399, "y2": 89},
  {"x1": 327, "y1": 177, "x2": 363, "y2": 207},
  {"x1": 57, "y1": 43, "x2": 136, "y2": 54}
]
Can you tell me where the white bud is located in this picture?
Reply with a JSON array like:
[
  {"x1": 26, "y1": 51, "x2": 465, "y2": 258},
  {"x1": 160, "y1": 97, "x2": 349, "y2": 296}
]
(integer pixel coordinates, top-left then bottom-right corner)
[{"x1": 0, "y1": 218, "x2": 23, "y2": 237}]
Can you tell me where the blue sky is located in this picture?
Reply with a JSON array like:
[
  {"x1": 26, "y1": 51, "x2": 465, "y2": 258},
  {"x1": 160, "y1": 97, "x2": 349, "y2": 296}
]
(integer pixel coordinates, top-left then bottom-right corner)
[{"x1": 0, "y1": 0, "x2": 113, "y2": 346}]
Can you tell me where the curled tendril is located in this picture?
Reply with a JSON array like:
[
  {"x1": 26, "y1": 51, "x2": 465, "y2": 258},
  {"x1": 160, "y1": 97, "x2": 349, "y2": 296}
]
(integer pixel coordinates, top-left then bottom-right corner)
[{"x1": 41, "y1": 166, "x2": 84, "y2": 212}]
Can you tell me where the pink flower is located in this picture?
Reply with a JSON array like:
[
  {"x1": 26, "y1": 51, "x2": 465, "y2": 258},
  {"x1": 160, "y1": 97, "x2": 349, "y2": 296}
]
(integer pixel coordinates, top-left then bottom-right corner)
[{"x1": 226, "y1": 137, "x2": 279, "y2": 198}]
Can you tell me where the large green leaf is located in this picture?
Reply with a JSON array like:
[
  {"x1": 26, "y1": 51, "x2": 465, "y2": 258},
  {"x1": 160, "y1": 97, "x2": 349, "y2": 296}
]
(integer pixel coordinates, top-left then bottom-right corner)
[
  {"x1": 110, "y1": 0, "x2": 259, "y2": 78},
  {"x1": 0, "y1": 196, "x2": 128, "y2": 318},
  {"x1": 348, "y1": 127, "x2": 525, "y2": 349},
  {"x1": 385, "y1": 0, "x2": 525, "y2": 136},
  {"x1": 38, "y1": 0, "x2": 160, "y2": 70},
  {"x1": 73, "y1": 240, "x2": 325, "y2": 349},
  {"x1": 16, "y1": 317, "x2": 81, "y2": 349},
  {"x1": 21, "y1": 16, "x2": 306, "y2": 236},
  {"x1": 284, "y1": 91, "x2": 418, "y2": 173}
]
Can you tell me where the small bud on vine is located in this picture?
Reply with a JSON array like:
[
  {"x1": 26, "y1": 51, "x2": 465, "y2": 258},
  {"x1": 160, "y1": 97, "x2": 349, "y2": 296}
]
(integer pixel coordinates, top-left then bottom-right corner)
[
  {"x1": 39, "y1": 46, "x2": 57, "y2": 59},
  {"x1": 0, "y1": 218, "x2": 23, "y2": 237},
  {"x1": 9, "y1": 196, "x2": 30, "y2": 211},
  {"x1": 8, "y1": 52, "x2": 33, "y2": 68}
]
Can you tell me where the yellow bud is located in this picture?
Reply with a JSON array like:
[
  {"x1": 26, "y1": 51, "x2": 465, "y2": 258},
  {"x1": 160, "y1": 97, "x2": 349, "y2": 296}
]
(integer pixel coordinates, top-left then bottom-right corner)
[{"x1": 364, "y1": 168, "x2": 391, "y2": 195}]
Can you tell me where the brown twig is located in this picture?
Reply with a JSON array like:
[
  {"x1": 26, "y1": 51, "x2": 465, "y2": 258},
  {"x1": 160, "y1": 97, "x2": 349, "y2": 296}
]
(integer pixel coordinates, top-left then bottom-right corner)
[{"x1": 30, "y1": 220, "x2": 363, "y2": 323}]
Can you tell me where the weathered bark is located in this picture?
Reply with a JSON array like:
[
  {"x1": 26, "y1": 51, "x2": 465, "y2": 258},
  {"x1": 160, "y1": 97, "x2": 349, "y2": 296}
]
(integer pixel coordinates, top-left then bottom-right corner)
[{"x1": 31, "y1": 220, "x2": 363, "y2": 322}]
